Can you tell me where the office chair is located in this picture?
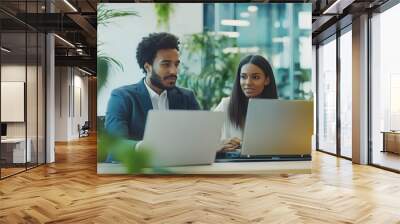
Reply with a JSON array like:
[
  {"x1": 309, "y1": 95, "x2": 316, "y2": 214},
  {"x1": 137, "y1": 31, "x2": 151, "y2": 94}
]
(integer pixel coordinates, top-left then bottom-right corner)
[{"x1": 79, "y1": 121, "x2": 90, "y2": 138}]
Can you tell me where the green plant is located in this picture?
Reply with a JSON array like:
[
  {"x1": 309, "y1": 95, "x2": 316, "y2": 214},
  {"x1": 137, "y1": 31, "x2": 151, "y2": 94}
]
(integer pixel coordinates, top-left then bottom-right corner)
[
  {"x1": 97, "y1": 4, "x2": 139, "y2": 92},
  {"x1": 97, "y1": 130, "x2": 151, "y2": 173},
  {"x1": 154, "y1": 3, "x2": 174, "y2": 31},
  {"x1": 295, "y1": 68, "x2": 313, "y2": 100},
  {"x1": 97, "y1": 4, "x2": 139, "y2": 27},
  {"x1": 178, "y1": 32, "x2": 241, "y2": 110}
]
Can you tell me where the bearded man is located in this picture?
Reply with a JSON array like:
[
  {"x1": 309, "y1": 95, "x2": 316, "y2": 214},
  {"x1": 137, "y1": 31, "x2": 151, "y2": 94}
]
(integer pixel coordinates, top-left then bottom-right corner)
[{"x1": 105, "y1": 32, "x2": 200, "y2": 141}]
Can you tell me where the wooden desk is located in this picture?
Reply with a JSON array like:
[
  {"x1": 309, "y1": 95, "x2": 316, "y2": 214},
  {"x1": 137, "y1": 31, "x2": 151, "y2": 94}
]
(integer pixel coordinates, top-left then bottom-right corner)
[
  {"x1": 382, "y1": 131, "x2": 400, "y2": 154},
  {"x1": 97, "y1": 161, "x2": 311, "y2": 175}
]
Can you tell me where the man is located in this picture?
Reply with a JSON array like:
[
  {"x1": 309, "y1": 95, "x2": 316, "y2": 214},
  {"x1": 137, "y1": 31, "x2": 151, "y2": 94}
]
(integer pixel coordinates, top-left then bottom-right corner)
[{"x1": 105, "y1": 32, "x2": 200, "y2": 141}]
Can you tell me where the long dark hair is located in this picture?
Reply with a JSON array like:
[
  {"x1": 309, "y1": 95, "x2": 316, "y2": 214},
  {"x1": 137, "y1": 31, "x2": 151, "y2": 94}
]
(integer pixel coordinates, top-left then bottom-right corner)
[{"x1": 228, "y1": 55, "x2": 278, "y2": 130}]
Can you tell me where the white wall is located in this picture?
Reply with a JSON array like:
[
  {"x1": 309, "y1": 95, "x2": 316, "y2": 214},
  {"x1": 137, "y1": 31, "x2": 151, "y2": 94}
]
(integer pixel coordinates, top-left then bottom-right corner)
[
  {"x1": 1, "y1": 65, "x2": 40, "y2": 137},
  {"x1": 97, "y1": 3, "x2": 203, "y2": 116},
  {"x1": 72, "y1": 73, "x2": 89, "y2": 138},
  {"x1": 55, "y1": 67, "x2": 68, "y2": 141},
  {"x1": 1, "y1": 63, "x2": 46, "y2": 163},
  {"x1": 55, "y1": 67, "x2": 89, "y2": 141},
  {"x1": 1, "y1": 65, "x2": 26, "y2": 139}
]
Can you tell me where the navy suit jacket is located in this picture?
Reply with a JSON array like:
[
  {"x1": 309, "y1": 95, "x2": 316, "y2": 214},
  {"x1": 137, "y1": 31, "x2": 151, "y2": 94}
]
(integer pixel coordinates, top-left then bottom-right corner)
[{"x1": 104, "y1": 78, "x2": 200, "y2": 141}]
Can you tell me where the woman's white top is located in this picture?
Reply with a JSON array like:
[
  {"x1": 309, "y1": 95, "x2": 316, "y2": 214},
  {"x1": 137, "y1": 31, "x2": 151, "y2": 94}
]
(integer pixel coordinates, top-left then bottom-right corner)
[{"x1": 214, "y1": 97, "x2": 243, "y2": 141}]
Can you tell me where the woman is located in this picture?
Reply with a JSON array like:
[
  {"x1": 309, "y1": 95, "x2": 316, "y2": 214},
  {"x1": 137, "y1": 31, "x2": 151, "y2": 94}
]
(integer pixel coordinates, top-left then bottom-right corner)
[{"x1": 214, "y1": 54, "x2": 278, "y2": 152}]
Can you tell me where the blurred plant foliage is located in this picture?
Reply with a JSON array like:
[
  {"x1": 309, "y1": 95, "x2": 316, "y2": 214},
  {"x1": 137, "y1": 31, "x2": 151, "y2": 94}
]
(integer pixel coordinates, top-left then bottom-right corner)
[
  {"x1": 154, "y1": 3, "x2": 174, "y2": 31},
  {"x1": 275, "y1": 67, "x2": 312, "y2": 100},
  {"x1": 295, "y1": 69, "x2": 313, "y2": 100},
  {"x1": 97, "y1": 117, "x2": 153, "y2": 174},
  {"x1": 97, "y1": 4, "x2": 139, "y2": 92},
  {"x1": 178, "y1": 32, "x2": 242, "y2": 110}
]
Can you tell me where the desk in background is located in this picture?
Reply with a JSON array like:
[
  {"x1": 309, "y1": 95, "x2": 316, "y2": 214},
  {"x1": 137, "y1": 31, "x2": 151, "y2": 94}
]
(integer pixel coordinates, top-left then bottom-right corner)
[
  {"x1": 1, "y1": 138, "x2": 31, "y2": 164},
  {"x1": 381, "y1": 131, "x2": 400, "y2": 154},
  {"x1": 98, "y1": 161, "x2": 311, "y2": 175}
]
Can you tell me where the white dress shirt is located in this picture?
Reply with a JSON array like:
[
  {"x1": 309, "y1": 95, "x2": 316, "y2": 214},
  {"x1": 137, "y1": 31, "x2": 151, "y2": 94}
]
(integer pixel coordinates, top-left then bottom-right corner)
[
  {"x1": 136, "y1": 80, "x2": 170, "y2": 151},
  {"x1": 214, "y1": 97, "x2": 243, "y2": 141},
  {"x1": 144, "y1": 79, "x2": 169, "y2": 110}
]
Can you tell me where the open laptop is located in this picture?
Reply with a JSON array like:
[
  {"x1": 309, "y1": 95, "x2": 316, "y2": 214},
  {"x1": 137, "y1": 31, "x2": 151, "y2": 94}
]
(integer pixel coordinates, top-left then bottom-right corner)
[
  {"x1": 215, "y1": 99, "x2": 313, "y2": 162},
  {"x1": 141, "y1": 110, "x2": 225, "y2": 167}
]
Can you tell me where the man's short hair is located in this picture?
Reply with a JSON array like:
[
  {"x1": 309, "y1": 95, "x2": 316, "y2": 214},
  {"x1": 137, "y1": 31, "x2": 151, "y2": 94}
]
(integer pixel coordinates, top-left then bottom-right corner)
[{"x1": 136, "y1": 32, "x2": 180, "y2": 74}]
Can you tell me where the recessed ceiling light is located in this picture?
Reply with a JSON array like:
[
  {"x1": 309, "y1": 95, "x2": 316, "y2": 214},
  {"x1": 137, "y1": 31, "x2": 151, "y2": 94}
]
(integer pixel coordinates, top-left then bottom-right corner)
[
  {"x1": 221, "y1": 19, "x2": 250, "y2": 27},
  {"x1": 240, "y1": 12, "x2": 250, "y2": 18},
  {"x1": 248, "y1": 6, "x2": 258, "y2": 13},
  {"x1": 209, "y1": 31, "x2": 240, "y2": 38},
  {"x1": 223, "y1": 47, "x2": 259, "y2": 54}
]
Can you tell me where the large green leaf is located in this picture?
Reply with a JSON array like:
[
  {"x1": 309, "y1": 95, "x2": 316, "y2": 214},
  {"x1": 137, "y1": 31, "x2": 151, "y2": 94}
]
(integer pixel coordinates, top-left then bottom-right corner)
[
  {"x1": 97, "y1": 55, "x2": 123, "y2": 92},
  {"x1": 97, "y1": 4, "x2": 139, "y2": 26},
  {"x1": 97, "y1": 4, "x2": 139, "y2": 92}
]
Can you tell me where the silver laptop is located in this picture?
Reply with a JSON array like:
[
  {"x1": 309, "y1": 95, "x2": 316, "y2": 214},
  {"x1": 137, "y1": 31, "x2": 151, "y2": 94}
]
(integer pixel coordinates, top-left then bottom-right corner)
[
  {"x1": 241, "y1": 99, "x2": 313, "y2": 157},
  {"x1": 141, "y1": 110, "x2": 224, "y2": 167}
]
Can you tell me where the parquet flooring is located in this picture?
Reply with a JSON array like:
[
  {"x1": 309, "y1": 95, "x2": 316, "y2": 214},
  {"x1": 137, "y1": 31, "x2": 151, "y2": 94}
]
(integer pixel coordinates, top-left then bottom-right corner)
[
  {"x1": 1, "y1": 134, "x2": 400, "y2": 223},
  {"x1": 1, "y1": 167, "x2": 26, "y2": 177}
]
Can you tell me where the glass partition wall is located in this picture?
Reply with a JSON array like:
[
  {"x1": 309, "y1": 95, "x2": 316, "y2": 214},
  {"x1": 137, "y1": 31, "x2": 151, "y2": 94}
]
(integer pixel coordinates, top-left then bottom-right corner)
[
  {"x1": 0, "y1": 1, "x2": 46, "y2": 179},
  {"x1": 316, "y1": 26, "x2": 352, "y2": 159}
]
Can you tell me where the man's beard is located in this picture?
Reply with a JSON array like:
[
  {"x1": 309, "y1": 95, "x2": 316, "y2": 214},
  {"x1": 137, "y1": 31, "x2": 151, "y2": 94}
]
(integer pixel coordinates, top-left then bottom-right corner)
[{"x1": 149, "y1": 70, "x2": 176, "y2": 90}]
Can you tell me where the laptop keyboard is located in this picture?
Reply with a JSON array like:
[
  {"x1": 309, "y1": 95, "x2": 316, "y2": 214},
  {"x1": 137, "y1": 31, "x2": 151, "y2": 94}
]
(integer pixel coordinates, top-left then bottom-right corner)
[{"x1": 214, "y1": 152, "x2": 311, "y2": 163}]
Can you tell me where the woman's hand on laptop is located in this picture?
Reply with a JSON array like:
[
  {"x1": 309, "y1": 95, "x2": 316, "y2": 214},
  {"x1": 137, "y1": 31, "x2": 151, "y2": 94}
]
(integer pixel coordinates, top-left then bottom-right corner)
[
  {"x1": 219, "y1": 137, "x2": 241, "y2": 152},
  {"x1": 135, "y1": 140, "x2": 143, "y2": 150}
]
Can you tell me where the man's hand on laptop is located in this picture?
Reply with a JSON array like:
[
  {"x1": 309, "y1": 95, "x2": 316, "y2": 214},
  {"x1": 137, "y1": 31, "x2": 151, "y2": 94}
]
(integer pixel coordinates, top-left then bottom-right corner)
[{"x1": 219, "y1": 137, "x2": 241, "y2": 152}]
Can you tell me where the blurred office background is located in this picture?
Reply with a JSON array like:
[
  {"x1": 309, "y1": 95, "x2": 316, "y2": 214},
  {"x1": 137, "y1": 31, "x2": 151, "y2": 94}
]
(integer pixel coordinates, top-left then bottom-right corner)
[{"x1": 97, "y1": 3, "x2": 312, "y2": 113}]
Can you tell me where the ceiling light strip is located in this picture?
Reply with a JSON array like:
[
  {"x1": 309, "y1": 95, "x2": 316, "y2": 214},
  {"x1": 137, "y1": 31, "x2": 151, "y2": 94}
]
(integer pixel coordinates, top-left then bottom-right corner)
[
  {"x1": 63, "y1": 0, "x2": 78, "y2": 12},
  {"x1": 1, "y1": 47, "x2": 11, "y2": 53},
  {"x1": 78, "y1": 67, "x2": 93, "y2": 76},
  {"x1": 54, "y1": 34, "x2": 75, "y2": 48}
]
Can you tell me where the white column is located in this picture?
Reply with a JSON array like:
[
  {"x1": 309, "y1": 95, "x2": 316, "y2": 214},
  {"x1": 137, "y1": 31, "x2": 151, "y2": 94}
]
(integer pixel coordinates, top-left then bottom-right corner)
[
  {"x1": 352, "y1": 14, "x2": 369, "y2": 164},
  {"x1": 46, "y1": 33, "x2": 55, "y2": 163}
]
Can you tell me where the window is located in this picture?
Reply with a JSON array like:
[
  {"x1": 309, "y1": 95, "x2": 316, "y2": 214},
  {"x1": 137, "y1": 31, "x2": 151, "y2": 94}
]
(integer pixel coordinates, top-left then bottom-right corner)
[
  {"x1": 317, "y1": 37, "x2": 337, "y2": 154},
  {"x1": 371, "y1": 3, "x2": 400, "y2": 171},
  {"x1": 339, "y1": 28, "x2": 352, "y2": 158}
]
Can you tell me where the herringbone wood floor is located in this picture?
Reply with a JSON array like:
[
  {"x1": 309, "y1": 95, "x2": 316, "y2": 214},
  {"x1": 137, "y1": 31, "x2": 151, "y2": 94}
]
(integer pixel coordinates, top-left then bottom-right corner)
[{"x1": 1, "y1": 135, "x2": 400, "y2": 224}]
